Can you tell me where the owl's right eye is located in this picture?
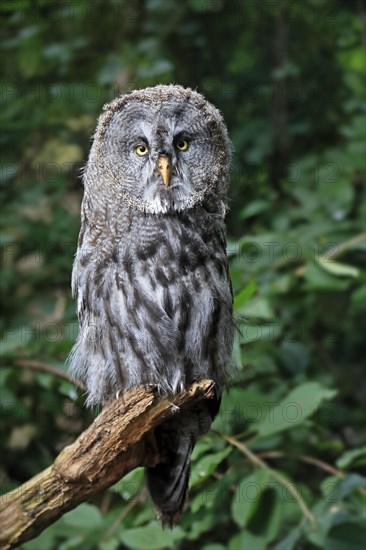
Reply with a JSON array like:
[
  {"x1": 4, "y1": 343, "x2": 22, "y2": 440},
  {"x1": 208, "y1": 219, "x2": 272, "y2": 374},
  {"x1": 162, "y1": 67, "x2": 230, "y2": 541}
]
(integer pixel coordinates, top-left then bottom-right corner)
[{"x1": 136, "y1": 144, "x2": 149, "y2": 156}]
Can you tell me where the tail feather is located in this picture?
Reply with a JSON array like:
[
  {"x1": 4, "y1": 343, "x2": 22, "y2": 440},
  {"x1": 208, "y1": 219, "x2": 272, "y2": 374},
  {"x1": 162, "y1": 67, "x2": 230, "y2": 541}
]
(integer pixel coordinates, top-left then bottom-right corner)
[
  {"x1": 147, "y1": 436, "x2": 193, "y2": 526},
  {"x1": 146, "y1": 403, "x2": 217, "y2": 526}
]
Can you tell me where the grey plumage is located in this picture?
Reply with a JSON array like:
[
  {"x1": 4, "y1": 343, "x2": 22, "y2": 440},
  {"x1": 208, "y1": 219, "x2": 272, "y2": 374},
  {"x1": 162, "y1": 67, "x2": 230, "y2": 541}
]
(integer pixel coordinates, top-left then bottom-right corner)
[{"x1": 69, "y1": 84, "x2": 234, "y2": 525}]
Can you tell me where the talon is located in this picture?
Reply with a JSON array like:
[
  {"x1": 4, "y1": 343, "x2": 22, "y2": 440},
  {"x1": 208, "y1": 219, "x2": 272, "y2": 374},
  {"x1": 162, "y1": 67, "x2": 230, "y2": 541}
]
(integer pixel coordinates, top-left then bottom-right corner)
[{"x1": 168, "y1": 401, "x2": 180, "y2": 413}]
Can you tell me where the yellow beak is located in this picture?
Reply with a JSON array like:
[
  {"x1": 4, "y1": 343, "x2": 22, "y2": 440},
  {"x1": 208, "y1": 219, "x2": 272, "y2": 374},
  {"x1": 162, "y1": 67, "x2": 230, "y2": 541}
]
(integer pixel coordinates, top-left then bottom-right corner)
[{"x1": 157, "y1": 155, "x2": 171, "y2": 188}]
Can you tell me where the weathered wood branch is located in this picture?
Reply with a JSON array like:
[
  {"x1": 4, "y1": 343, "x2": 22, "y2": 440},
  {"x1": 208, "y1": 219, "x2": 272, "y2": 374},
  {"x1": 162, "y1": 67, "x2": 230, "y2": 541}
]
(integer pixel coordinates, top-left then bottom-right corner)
[{"x1": 0, "y1": 380, "x2": 216, "y2": 550}]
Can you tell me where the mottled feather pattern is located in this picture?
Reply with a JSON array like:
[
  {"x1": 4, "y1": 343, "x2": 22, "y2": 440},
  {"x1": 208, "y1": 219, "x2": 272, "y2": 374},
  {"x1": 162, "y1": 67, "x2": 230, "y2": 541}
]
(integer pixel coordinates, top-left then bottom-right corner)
[
  {"x1": 71, "y1": 208, "x2": 233, "y2": 404},
  {"x1": 69, "y1": 85, "x2": 234, "y2": 524}
]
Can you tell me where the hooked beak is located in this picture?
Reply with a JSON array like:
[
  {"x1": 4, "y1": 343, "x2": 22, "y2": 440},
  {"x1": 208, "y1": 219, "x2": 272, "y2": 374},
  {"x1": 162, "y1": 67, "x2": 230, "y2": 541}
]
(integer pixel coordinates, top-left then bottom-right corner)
[{"x1": 157, "y1": 155, "x2": 171, "y2": 188}]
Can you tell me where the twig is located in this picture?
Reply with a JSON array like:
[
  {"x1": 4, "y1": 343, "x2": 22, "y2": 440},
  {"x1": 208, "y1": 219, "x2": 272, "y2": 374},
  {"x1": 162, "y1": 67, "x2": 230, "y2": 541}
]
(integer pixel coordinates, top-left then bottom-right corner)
[
  {"x1": 257, "y1": 451, "x2": 341, "y2": 476},
  {"x1": 264, "y1": 232, "x2": 366, "y2": 275},
  {"x1": 0, "y1": 359, "x2": 86, "y2": 391},
  {"x1": 299, "y1": 454, "x2": 342, "y2": 477},
  {"x1": 217, "y1": 432, "x2": 316, "y2": 526},
  {"x1": 295, "y1": 232, "x2": 366, "y2": 277},
  {"x1": 102, "y1": 491, "x2": 145, "y2": 542},
  {"x1": 257, "y1": 451, "x2": 366, "y2": 497}
]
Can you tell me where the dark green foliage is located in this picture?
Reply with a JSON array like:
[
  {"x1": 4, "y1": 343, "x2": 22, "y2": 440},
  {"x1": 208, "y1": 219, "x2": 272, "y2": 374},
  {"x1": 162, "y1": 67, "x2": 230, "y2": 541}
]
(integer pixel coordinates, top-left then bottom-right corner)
[{"x1": 1, "y1": 1, "x2": 365, "y2": 548}]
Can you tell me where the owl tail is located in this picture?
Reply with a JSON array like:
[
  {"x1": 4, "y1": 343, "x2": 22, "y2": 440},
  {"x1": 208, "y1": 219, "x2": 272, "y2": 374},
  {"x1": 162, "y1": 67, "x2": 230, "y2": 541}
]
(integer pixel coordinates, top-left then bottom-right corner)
[
  {"x1": 146, "y1": 431, "x2": 193, "y2": 527},
  {"x1": 146, "y1": 403, "x2": 217, "y2": 527}
]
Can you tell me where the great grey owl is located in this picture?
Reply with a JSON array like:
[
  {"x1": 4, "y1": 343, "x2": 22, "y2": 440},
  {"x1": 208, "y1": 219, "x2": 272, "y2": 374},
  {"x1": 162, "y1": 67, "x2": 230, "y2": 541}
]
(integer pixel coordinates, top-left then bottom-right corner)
[{"x1": 69, "y1": 84, "x2": 234, "y2": 525}]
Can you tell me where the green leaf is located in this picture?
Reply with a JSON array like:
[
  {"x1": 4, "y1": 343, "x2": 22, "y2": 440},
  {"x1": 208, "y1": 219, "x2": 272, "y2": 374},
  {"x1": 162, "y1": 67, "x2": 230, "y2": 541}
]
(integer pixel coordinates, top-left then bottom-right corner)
[
  {"x1": 337, "y1": 473, "x2": 366, "y2": 499},
  {"x1": 336, "y1": 447, "x2": 366, "y2": 469},
  {"x1": 274, "y1": 527, "x2": 302, "y2": 550},
  {"x1": 278, "y1": 341, "x2": 310, "y2": 372},
  {"x1": 229, "y1": 530, "x2": 267, "y2": 550},
  {"x1": 234, "y1": 280, "x2": 257, "y2": 311},
  {"x1": 0, "y1": 326, "x2": 33, "y2": 355},
  {"x1": 317, "y1": 257, "x2": 359, "y2": 278},
  {"x1": 119, "y1": 524, "x2": 182, "y2": 550},
  {"x1": 352, "y1": 284, "x2": 366, "y2": 304},
  {"x1": 324, "y1": 523, "x2": 366, "y2": 550},
  {"x1": 231, "y1": 468, "x2": 270, "y2": 527},
  {"x1": 21, "y1": 526, "x2": 59, "y2": 549},
  {"x1": 137, "y1": 60, "x2": 173, "y2": 79},
  {"x1": 190, "y1": 447, "x2": 232, "y2": 488},
  {"x1": 254, "y1": 382, "x2": 337, "y2": 437},
  {"x1": 240, "y1": 200, "x2": 270, "y2": 219},
  {"x1": 191, "y1": 437, "x2": 215, "y2": 461},
  {"x1": 62, "y1": 503, "x2": 102, "y2": 528},
  {"x1": 252, "y1": 485, "x2": 283, "y2": 543},
  {"x1": 242, "y1": 297, "x2": 275, "y2": 320},
  {"x1": 304, "y1": 262, "x2": 351, "y2": 290},
  {"x1": 100, "y1": 538, "x2": 120, "y2": 550},
  {"x1": 212, "y1": 387, "x2": 269, "y2": 433}
]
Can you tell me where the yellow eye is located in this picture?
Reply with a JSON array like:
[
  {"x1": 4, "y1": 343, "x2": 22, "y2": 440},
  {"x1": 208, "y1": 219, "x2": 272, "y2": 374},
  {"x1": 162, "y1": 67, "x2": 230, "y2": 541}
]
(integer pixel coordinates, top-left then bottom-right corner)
[
  {"x1": 136, "y1": 144, "x2": 148, "y2": 156},
  {"x1": 176, "y1": 139, "x2": 189, "y2": 151}
]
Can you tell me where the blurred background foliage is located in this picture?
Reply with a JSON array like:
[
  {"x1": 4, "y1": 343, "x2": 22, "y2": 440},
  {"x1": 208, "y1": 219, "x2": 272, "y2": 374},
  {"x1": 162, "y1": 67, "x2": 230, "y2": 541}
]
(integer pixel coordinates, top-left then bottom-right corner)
[{"x1": 0, "y1": 0, "x2": 365, "y2": 548}]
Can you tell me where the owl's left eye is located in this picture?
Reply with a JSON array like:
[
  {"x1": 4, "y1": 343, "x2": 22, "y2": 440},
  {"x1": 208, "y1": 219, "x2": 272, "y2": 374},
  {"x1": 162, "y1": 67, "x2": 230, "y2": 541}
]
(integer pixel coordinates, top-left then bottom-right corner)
[
  {"x1": 175, "y1": 139, "x2": 189, "y2": 151},
  {"x1": 136, "y1": 144, "x2": 149, "y2": 156}
]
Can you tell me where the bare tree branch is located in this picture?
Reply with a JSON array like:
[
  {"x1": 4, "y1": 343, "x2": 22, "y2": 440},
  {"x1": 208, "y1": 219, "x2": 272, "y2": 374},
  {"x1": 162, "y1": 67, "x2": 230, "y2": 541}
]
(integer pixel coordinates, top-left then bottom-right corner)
[
  {"x1": 0, "y1": 359, "x2": 86, "y2": 391},
  {"x1": 0, "y1": 379, "x2": 216, "y2": 550}
]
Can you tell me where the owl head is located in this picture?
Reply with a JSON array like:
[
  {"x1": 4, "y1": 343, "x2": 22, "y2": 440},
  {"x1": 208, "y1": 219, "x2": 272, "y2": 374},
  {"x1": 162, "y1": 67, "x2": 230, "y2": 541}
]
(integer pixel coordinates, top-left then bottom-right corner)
[{"x1": 84, "y1": 85, "x2": 231, "y2": 215}]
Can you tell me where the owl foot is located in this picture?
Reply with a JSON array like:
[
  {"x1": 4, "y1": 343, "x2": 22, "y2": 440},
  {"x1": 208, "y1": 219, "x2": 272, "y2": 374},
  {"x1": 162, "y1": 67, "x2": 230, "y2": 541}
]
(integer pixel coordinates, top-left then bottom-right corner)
[{"x1": 168, "y1": 402, "x2": 180, "y2": 413}]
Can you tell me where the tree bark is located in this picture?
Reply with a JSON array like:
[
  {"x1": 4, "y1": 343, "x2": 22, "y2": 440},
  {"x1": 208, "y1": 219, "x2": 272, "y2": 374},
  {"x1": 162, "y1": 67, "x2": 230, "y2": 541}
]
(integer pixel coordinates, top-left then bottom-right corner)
[{"x1": 0, "y1": 380, "x2": 216, "y2": 549}]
